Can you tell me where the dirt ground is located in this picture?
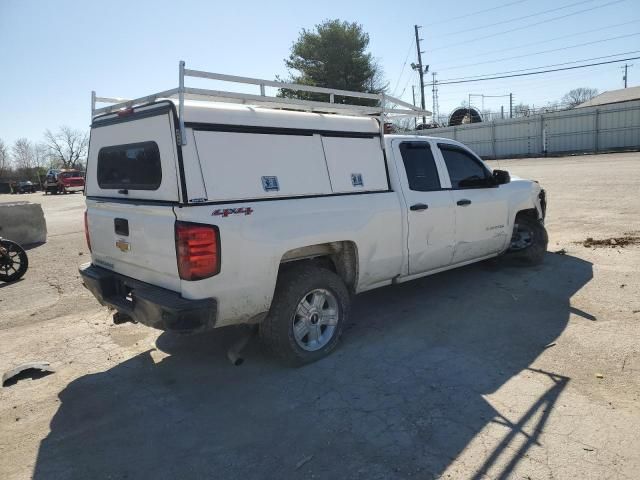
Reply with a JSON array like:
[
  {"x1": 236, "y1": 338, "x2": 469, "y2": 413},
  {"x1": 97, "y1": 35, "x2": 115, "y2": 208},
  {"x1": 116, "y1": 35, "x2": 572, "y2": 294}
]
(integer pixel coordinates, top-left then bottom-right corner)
[{"x1": 1, "y1": 152, "x2": 639, "y2": 480}]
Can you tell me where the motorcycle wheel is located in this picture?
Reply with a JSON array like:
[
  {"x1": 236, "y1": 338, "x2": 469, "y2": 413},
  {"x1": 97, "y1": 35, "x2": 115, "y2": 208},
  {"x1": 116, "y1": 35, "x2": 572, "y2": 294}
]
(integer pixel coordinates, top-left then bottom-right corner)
[{"x1": 0, "y1": 239, "x2": 29, "y2": 282}]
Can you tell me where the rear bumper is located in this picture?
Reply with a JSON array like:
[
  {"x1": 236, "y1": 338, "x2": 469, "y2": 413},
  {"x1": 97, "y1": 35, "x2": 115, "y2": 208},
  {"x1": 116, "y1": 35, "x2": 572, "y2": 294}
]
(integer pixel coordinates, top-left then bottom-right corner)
[
  {"x1": 79, "y1": 263, "x2": 217, "y2": 333},
  {"x1": 64, "y1": 185, "x2": 84, "y2": 192}
]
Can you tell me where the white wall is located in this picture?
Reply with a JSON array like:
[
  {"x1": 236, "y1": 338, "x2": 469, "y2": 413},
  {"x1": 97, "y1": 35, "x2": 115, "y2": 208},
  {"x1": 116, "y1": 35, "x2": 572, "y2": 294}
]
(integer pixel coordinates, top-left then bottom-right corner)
[{"x1": 420, "y1": 100, "x2": 640, "y2": 158}]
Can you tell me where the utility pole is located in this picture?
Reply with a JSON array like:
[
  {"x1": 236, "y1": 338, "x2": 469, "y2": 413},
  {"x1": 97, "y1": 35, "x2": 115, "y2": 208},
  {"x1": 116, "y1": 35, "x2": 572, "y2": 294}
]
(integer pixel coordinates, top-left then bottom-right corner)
[
  {"x1": 412, "y1": 85, "x2": 418, "y2": 129},
  {"x1": 431, "y1": 72, "x2": 439, "y2": 125},
  {"x1": 622, "y1": 63, "x2": 631, "y2": 88},
  {"x1": 413, "y1": 25, "x2": 426, "y2": 125},
  {"x1": 509, "y1": 93, "x2": 513, "y2": 118}
]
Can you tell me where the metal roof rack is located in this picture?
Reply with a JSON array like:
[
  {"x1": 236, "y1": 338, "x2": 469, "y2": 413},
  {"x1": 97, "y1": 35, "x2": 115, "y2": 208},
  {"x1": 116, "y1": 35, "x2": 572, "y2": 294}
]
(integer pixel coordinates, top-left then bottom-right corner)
[{"x1": 91, "y1": 61, "x2": 431, "y2": 145}]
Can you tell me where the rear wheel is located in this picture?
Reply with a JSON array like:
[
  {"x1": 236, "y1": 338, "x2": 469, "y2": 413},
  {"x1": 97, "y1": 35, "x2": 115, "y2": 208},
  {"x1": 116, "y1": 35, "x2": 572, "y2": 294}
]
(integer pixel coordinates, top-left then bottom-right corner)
[
  {"x1": 0, "y1": 239, "x2": 28, "y2": 282},
  {"x1": 260, "y1": 264, "x2": 350, "y2": 366},
  {"x1": 507, "y1": 214, "x2": 548, "y2": 265}
]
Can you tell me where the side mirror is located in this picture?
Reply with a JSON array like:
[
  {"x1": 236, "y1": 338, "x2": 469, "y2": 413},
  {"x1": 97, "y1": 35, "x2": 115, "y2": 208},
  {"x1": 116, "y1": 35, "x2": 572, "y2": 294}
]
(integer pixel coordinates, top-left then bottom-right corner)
[{"x1": 493, "y1": 169, "x2": 510, "y2": 185}]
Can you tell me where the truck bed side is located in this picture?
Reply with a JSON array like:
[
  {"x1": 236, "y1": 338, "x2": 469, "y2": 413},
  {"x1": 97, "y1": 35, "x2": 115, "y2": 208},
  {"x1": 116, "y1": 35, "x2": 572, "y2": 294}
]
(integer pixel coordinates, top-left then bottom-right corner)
[{"x1": 175, "y1": 192, "x2": 404, "y2": 327}]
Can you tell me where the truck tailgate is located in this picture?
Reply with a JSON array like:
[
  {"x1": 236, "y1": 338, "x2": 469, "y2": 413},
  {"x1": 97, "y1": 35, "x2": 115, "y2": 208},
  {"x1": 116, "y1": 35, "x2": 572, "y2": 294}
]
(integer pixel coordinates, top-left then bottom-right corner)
[{"x1": 86, "y1": 199, "x2": 180, "y2": 292}]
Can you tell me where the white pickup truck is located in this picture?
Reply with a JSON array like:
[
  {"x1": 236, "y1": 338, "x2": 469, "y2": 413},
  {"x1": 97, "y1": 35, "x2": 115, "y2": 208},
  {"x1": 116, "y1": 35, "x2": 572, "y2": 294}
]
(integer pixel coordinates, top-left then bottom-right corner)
[{"x1": 80, "y1": 66, "x2": 547, "y2": 365}]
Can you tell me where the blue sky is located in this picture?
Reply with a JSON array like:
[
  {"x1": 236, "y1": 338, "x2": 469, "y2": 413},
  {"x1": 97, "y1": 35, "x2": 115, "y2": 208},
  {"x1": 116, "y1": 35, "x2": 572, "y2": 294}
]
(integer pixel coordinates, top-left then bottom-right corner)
[{"x1": 1, "y1": 0, "x2": 638, "y2": 145}]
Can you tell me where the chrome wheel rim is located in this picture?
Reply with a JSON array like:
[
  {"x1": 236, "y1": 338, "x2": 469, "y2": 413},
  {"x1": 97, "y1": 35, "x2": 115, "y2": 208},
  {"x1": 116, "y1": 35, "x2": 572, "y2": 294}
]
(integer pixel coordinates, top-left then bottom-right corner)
[
  {"x1": 292, "y1": 288, "x2": 339, "y2": 352},
  {"x1": 510, "y1": 223, "x2": 534, "y2": 251}
]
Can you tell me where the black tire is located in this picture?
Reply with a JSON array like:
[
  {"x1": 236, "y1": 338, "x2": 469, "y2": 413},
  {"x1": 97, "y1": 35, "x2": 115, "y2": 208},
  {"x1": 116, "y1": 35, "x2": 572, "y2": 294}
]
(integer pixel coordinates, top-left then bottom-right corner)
[
  {"x1": 0, "y1": 239, "x2": 29, "y2": 282},
  {"x1": 507, "y1": 214, "x2": 548, "y2": 265},
  {"x1": 260, "y1": 264, "x2": 350, "y2": 366}
]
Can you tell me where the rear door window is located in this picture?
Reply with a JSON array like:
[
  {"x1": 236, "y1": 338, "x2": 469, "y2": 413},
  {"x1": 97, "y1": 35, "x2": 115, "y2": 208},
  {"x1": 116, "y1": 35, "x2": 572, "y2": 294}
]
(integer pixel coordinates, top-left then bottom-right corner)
[
  {"x1": 399, "y1": 142, "x2": 441, "y2": 191},
  {"x1": 97, "y1": 141, "x2": 162, "y2": 190}
]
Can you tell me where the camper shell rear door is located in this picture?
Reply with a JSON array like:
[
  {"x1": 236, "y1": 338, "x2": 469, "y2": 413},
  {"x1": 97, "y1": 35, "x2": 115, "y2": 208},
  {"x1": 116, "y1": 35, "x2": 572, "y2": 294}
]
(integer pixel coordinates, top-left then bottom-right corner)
[{"x1": 86, "y1": 101, "x2": 184, "y2": 202}]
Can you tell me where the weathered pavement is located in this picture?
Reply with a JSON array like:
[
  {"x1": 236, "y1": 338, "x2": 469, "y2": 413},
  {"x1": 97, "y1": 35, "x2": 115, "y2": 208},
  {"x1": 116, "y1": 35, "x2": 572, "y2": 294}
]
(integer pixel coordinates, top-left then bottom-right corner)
[{"x1": 1, "y1": 153, "x2": 639, "y2": 479}]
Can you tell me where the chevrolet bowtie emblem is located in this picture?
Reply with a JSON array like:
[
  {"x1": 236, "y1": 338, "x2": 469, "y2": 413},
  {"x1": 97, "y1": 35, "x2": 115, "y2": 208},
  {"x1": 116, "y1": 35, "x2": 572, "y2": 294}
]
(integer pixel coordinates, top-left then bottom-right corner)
[{"x1": 115, "y1": 239, "x2": 130, "y2": 252}]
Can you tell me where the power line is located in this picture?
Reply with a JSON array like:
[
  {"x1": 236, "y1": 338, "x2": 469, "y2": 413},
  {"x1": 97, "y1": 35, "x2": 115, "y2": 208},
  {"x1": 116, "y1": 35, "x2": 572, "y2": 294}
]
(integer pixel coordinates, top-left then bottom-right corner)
[
  {"x1": 391, "y1": 37, "x2": 415, "y2": 97},
  {"x1": 437, "y1": 19, "x2": 640, "y2": 65},
  {"x1": 428, "y1": 0, "x2": 626, "y2": 52},
  {"x1": 436, "y1": 68, "x2": 615, "y2": 97},
  {"x1": 446, "y1": 0, "x2": 596, "y2": 36},
  {"x1": 437, "y1": 55, "x2": 640, "y2": 85},
  {"x1": 436, "y1": 66, "x2": 611, "y2": 97},
  {"x1": 438, "y1": 32, "x2": 640, "y2": 71},
  {"x1": 424, "y1": 0, "x2": 529, "y2": 27},
  {"x1": 397, "y1": 66, "x2": 415, "y2": 101},
  {"x1": 441, "y1": 50, "x2": 640, "y2": 81}
]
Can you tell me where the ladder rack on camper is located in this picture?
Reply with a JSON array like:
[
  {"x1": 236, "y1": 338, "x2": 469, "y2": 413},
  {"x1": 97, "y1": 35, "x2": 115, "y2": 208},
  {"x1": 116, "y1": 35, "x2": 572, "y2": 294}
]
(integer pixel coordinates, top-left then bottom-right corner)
[{"x1": 91, "y1": 61, "x2": 431, "y2": 145}]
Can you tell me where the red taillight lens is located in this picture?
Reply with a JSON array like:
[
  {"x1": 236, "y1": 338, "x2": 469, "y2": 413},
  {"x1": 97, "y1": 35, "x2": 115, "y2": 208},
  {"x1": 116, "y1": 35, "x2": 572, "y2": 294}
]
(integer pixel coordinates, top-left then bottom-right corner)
[
  {"x1": 175, "y1": 221, "x2": 220, "y2": 281},
  {"x1": 84, "y1": 210, "x2": 91, "y2": 252}
]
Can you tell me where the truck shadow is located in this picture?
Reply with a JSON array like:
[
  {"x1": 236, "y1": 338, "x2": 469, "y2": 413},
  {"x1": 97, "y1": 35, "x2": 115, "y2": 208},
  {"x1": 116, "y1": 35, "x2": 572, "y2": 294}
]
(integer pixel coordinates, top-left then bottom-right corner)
[{"x1": 33, "y1": 253, "x2": 592, "y2": 479}]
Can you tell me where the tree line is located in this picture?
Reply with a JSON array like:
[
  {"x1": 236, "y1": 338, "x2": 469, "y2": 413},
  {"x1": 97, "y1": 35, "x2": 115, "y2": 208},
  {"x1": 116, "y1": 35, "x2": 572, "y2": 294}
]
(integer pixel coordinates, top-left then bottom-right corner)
[{"x1": 0, "y1": 126, "x2": 88, "y2": 185}]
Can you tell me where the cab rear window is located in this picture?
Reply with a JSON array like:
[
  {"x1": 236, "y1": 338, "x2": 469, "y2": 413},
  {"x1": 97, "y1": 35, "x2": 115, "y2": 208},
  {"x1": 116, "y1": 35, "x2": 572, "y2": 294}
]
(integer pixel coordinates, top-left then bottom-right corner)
[{"x1": 97, "y1": 141, "x2": 162, "y2": 190}]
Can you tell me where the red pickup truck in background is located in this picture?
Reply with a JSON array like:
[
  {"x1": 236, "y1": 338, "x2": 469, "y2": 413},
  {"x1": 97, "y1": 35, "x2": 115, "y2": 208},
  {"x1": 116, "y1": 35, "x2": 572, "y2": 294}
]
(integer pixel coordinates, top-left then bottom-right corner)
[{"x1": 44, "y1": 169, "x2": 85, "y2": 194}]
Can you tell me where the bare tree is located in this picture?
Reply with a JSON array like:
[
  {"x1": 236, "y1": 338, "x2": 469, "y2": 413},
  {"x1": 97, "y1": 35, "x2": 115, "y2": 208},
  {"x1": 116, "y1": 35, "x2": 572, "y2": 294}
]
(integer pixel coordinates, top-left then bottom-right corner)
[
  {"x1": 0, "y1": 139, "x2": 10, "y2": 179},
  {"x1": 33, "y1": 142, "x2": 50, "y2": 188},
  {"x1": 390, "y1": 116, "x2": 417, "y2": 132},
  {"x1": 44, "y1": 126, "x2": 89, "y2": 169},
  {"x1": 513, "y1": 103, "x2": 532, "y2": 118},
  {"x1": 540, "y1": 101, "x2": 562, "y2": 114},
  {"x1": 12, "y1": 138, "x2": 34, "y2": 171},
  {"x1": 33, "y1": 142, "x2": 50, "y2": 169},
  {"x1": 562, "y1": 88, "x2": 599, "y2": 108}
]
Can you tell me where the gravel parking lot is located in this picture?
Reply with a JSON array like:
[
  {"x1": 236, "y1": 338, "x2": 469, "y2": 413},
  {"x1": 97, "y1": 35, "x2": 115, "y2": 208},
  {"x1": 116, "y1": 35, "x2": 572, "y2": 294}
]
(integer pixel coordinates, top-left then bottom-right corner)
[{"x1": 1, "y1": 152, "x2": 639, "y2": 480}]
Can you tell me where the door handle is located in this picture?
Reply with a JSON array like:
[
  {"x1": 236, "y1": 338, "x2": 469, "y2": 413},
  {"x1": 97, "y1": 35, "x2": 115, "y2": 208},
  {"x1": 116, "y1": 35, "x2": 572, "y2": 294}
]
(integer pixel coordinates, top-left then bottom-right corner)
[
  {"x1": 457, "y1": 199, "x2": 472, "y2": 206},
  {"x1": 410, "y1": 203, "x2": 429, "y2": 211}
]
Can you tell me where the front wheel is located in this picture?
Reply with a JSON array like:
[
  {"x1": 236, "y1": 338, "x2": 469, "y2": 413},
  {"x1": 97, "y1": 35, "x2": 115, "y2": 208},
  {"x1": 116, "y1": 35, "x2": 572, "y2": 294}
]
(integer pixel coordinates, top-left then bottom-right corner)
[
  {"x1": 260, "y1": 264, "x2": 350, "y2": 366},
  {"x1": 0, "y1": 239, "x2": 29, "y2": 282},
  {"x1": 507, "y1": 215, "x2": 548, "y2": 265}
]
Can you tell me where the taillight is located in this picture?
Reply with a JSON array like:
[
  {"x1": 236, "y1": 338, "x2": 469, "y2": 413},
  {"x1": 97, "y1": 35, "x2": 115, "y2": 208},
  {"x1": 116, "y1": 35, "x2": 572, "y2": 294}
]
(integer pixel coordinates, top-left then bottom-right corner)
[
  {"x1": 84, "y1": 210, "x2": 91, "y2": 252},
  {"x1": 175, "y1": 221, "x2": 220, "y2": 281}
]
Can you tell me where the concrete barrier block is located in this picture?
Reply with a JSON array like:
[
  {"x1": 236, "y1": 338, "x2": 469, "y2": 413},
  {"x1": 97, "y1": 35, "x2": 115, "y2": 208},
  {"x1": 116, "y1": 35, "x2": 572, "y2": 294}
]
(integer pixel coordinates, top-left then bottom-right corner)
[{"x1": 0, "y1": 201, "x2": 47, "y2": 245}]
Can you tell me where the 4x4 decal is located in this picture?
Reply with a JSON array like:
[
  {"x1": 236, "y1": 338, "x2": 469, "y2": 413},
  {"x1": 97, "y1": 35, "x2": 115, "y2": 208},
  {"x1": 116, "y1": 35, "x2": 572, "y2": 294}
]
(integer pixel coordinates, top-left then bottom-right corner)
[{"x1": 212, "y1": 207, "x2": 254, "y2": 217}]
